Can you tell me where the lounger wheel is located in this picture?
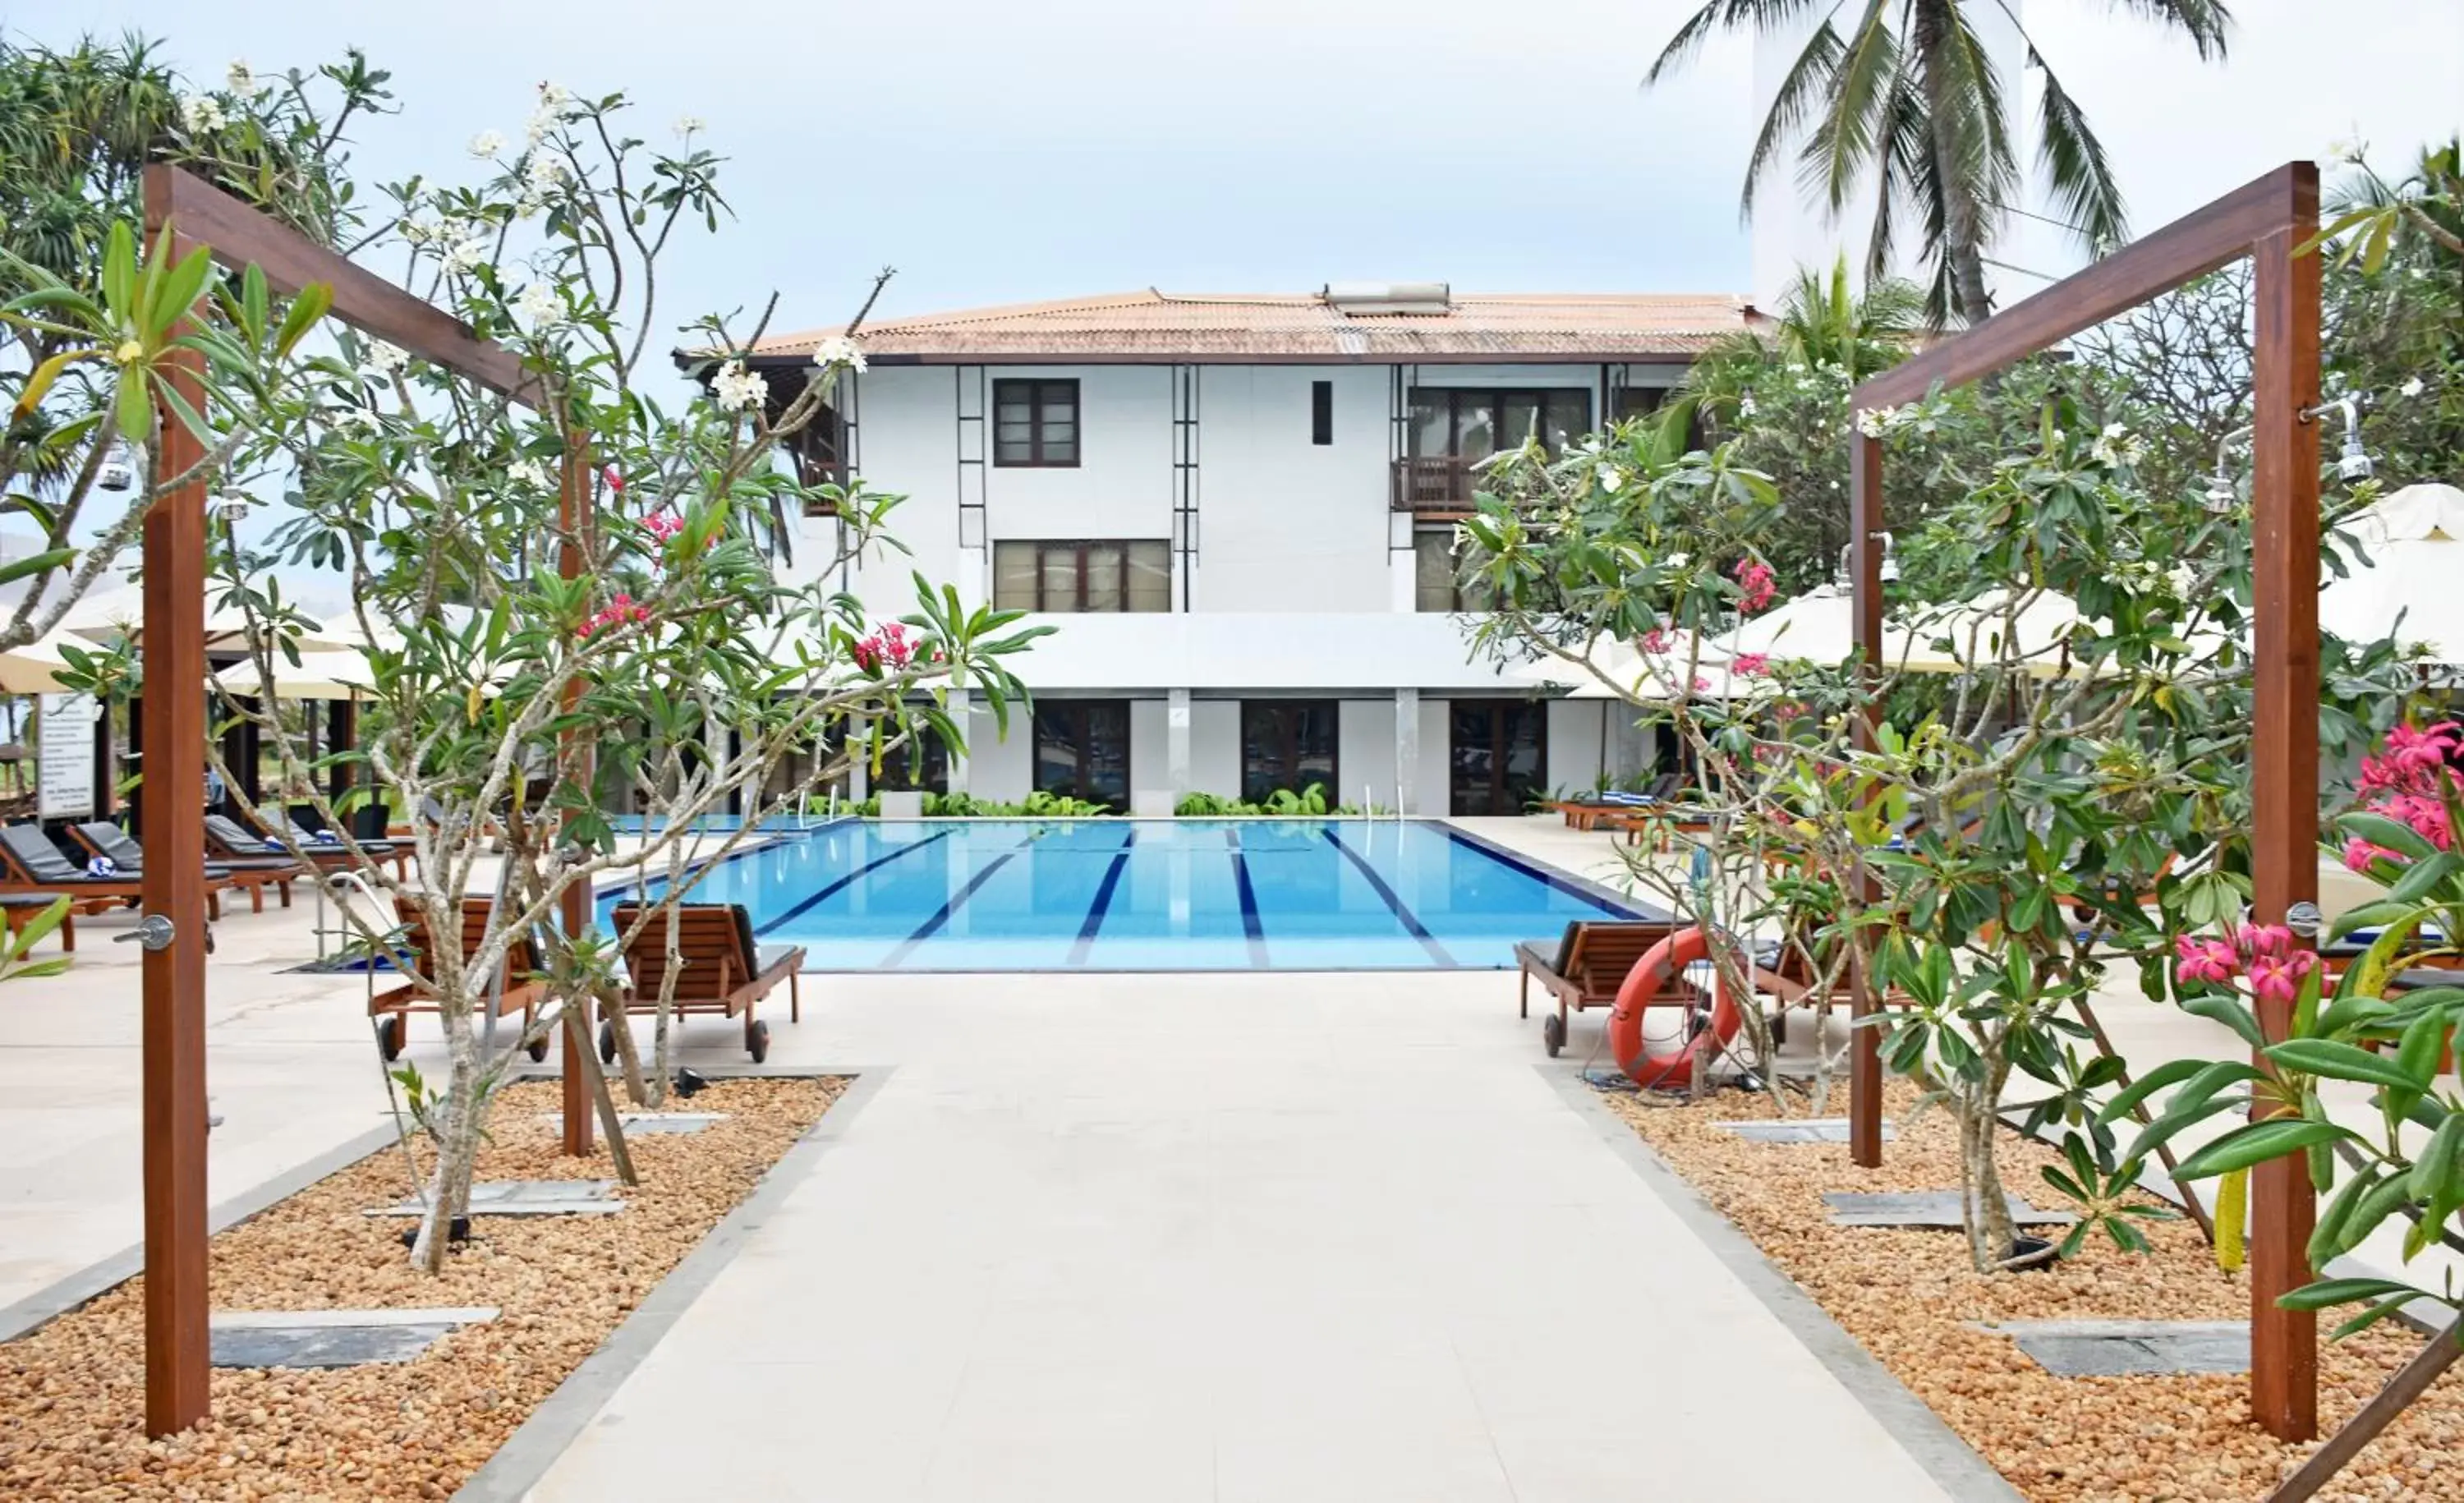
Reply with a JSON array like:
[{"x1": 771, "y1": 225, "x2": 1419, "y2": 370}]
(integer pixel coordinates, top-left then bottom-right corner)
[
  {"x1": 1541, "y1": 1013, "x2": 1565, "y2": 1057},
  {"x1": 746, "y1": 1018, "x2": 770, "y2": 1064},
  {"x1": 598, "y1": 1019, "x2": 618, "y2": 1064},
  {"x1": 376, "y1": 1013, "x2": 406, "y2": 1062}
]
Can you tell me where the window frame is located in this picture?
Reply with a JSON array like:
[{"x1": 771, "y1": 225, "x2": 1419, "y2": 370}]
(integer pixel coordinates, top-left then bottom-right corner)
[
  {"x1": 992, "y1": 539, "x2": 1171, "y2": 614},
  {"x1": 992, "y1": 377, "x2": 1082, "y2": 468},
  {"x1": 1310, "y1": 379, "x2": 1334, "y2": 446},
  {"x1": 1032, "y1": 699, "x2": 1132, "y2": 807},
  {"x1": 1239, "y1": 700, "x2": 1341, "y2": 804},
  {"x1": 1413, "y1": 527, "x2": 1491, "y2": 613},
  {"x1": 1406, "y1": 386, "x2": 1593, "y2": 459}
]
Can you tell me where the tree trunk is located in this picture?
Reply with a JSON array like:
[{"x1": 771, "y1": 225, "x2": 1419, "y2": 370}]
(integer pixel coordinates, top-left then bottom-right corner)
[
  {"x1": 409, "y1": 998, "x2": 486, "y2": 1272},
  {"x1": 1957, "y1": 1040, "x2": 2019, "y2": 1272},
  {"x1": 1911, "y1": 0, "x2": 1997, "y2": 326}
]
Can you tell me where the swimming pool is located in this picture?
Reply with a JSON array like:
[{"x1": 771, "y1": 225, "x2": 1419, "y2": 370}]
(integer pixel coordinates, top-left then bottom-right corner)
[{"x1": 602, "y1": 818, "x2": 1640, "y2": 971}]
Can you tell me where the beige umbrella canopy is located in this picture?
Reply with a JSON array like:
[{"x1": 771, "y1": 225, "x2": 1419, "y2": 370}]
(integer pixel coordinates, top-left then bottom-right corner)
[
  {"x1": 210, "y1": 646, "x2": 380, "y2": 701},
  {"x1": 0, "y1": 626, "x2": 100, "y2": 695},
  {"x1": 60, "y1": 582, "x2": 368, "y2": 652},
  {"x1": 2322, "y1": 483, "x2": 2464, "y2": 662}
]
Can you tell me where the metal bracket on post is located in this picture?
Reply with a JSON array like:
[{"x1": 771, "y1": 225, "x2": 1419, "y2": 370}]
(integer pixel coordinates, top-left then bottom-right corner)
[{"x1": 115, "y1": 914, "x2": 177, "y2": 951}]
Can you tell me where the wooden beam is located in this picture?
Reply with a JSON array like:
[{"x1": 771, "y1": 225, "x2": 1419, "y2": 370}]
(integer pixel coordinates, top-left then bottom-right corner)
[
  {"x1": 2248, "y1": 186, "x2": 2324, "y2": 1441},
  {"x1": 2262, "y1": 1313, "x2": 2461, "y2": 1503},
  {"x1": 1853, "y1": 163, "x2": 2311, "y2": 412},
  {"x1": 1847, "y1": 431, "x2": 1885, "y2": 1169},
  {"x1": 141, "y1": 165, "x2": 534, "y2": 403},
  {"x1": 138, "y1": 329, "x2": 212, "y2": 1436}
]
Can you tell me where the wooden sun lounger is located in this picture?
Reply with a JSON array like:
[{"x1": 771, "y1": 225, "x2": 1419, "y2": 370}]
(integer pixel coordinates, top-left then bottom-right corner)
[
  {"x1": 368, "y1": 895, "x2": 548, "y2": 1062},
  {"x1": 0, "y1": 824, "x2": 230, "y2": 920},
  {"x1": 71, "y1": 821, "x2": 301, "y2": 913},
  {"x1": 609, "y1": 903, "x2": 804, "y2": 1063},
  {"x1": 0, "y1": 893, "x2": 74, "y2": 952},
  {"x1": 209, "y1": 812, "x2": 415, "y2": 884},
  {"x1": 1515, "y1": 917, "x2": 1691, "y2": 1056}
]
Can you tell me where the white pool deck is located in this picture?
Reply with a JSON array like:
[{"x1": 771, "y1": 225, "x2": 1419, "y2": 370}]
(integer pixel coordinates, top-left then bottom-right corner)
[{"x1": 0, "y1": 815, "x2": 2442, "y2": 1500}]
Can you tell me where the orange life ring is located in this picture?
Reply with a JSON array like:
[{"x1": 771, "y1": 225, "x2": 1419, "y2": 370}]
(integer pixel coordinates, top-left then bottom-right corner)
[{"x1": 1610, "y1": 925, "x2": 1745, "y2": 1090}]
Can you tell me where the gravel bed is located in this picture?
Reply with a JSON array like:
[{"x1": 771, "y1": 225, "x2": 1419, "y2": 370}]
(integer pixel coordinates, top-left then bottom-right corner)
[
  {"x1": 1602, "y1": 1078, "x2": 2463, "y2": 1501},
  {"x1": 0, "y1": 1075, "x2": 844, "y2": 1501}
]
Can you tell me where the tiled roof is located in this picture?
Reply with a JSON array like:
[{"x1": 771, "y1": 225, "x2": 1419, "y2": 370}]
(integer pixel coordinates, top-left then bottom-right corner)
[{"x1": 735, "y1": 289, "x2": 1757, "y2": 365}]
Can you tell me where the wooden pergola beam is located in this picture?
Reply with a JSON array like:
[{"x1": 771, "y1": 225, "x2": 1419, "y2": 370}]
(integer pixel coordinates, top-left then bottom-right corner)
[{"x1": 1846, "y1": 159, "x2": 2322, "y2": 1442}]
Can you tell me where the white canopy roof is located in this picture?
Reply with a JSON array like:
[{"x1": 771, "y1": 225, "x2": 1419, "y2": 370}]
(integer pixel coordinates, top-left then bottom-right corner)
[{"x1": 2323, "y1": 483, "x2": 2464, "y2": 663}]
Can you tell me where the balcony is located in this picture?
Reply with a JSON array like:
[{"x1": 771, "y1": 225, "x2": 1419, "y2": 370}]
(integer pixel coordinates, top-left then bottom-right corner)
[{"x1": 1389, "y1": 455, "x2": 1481, "y2": 515}]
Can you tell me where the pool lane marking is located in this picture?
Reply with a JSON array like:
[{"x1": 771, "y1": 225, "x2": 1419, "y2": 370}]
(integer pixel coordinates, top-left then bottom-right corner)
[
  {"x1": 877, "y1": 828, "x2": 1052, "y2": 967},
  {"x1": 1321, "y1": 827, "x2": 1458, "y2": 967},
  {"x1": 753, "y1": 828, "x2": 954, "y2": 937},
  {"x1": 1225, "y1": 826, "x2": 1270, "y2": 968},
  {"x1": 1065, "y1": 827, "x2": 1136, "y2": 967}
]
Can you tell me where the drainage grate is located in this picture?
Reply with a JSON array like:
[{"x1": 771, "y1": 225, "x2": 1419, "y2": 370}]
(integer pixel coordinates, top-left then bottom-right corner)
[
  {"x1": 1823, "y1": 1190, "x2": 2077, "y2": 1229},
  {"x1": 211, "y1": 1307, "x2": 499, "y2": 1369},
  {"x1": 1976, "y1": 1320, "x2": 2250, "y2": 1377},
  {"x1": 367, "y1": 1180, "x2": 623, "y2": 1217}
]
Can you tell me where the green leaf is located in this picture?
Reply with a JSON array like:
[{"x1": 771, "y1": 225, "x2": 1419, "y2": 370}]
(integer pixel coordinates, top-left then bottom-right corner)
[
  {"x1": 114, "y1": 366, "x2": 153, "y2": 444},
  {"x1": 2264, "y1": 1038, "x2": 2432, "y2": 1094},
  {"x1": 2173, "y1": 1118, "x2": 2356, "y2": 1180},
  {"x1": 101, "y1": 222, "x2": 136, "y2": 318},
  {"x1": 0, "y1": 549, "x2": 77, "y2": 587},
  {"x1": 2274, "y1": 1275, "x2": 2416, "y2": 1311},
  {"x1": 2181, "y1": 991, "x2": 2265, "y2": 1050},
  {"x1": 145, "y1": 245, "x2": 215, "y2": 342},
  {"x1": 274, "y1": 282, "x2": 333, "y2": 360},
  {"x1": 2095, "y1": 1056, "x2": 2218, "y2": 1124}
]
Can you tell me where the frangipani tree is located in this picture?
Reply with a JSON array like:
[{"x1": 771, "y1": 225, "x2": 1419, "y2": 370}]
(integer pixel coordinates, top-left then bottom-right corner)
[
  {"x1": 204, "y1": 80, "x2": 1041, "y2": 1270},
  {"x1": 1468, "y1": 385, "x2": 2292, "y2": 1273}
]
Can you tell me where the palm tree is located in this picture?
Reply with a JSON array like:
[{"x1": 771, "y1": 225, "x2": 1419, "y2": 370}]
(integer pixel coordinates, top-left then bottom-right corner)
[
  {"x1": 1661, "y1": 255, "x2": 1924, "y2": 439},
  {"x1": 1646, "y1": 1, "x2": 2232, "y2": 325}
]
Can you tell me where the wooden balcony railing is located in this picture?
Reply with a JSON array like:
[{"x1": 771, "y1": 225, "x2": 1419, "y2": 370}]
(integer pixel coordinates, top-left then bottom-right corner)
[{"x1": 1390, "y1": 456, "x2": 1478, "y2": 513}]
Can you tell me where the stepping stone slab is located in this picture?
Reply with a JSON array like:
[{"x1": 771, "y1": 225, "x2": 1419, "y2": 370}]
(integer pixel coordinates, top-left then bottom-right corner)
[
  {"x1": 1976, "y1": 1319, "x2": 2250, "y2": 1377},
  {"x1": 210, "y1": 1307, "x2": 498, "y2": 1370},
  {"x1": 367, "y1": 1179, "x2": 623, "y2": 1217},
  {"x1": 1715, "y1": 1118, "x2": 1896, "y2": 1145},
  {"x1": 1823, "y1": 1190, "x2": 2076, "y2": 1228},
  {"x1": 536, "y1": 1111, "x2": 727, "y2": 1135}
]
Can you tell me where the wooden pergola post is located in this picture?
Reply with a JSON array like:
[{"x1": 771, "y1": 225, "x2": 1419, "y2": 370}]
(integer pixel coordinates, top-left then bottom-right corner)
[
  {"x1": 1845, "y1": 160, "x2": 2322, "y2": 1440},
  {"x1": 1847, "y1": 430, "x2": 1886, "y2": 1170},
  {"x1": 136, "y1": 164, "x2": 572, "y2": 1436}
]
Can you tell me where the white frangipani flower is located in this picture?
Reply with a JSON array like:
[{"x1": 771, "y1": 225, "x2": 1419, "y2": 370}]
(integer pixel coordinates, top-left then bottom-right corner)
[
  {"x1": 1597, "y1": 466, "x2": 1625, "y2": 494},
  {"x1": 673, "y1": 115, "x2": 706, "y2": 139},
  {"x1": 2325, "y1": 136, "x2": 2364, "y2": 165},
  {"x1": 178, "y1": 94, "x2": 226, "y2": 134},
  {"x1": 2400, "y1": 376, "x2": 2427, "y2": 399},
  {"x1": 361, "y1": 341, "x2": 410, "y2": 377},
  {"x1": 1855, "y1": 405, "x2": 1898, "y2": 439},
  {"x1": 508, "y1": 457, "x2": 555, "y2": 489},
  {"x1": 225, "y1": 59, "x2": 263, "y2": 97},
  {"x1": 537, "y1": 81, "x2": 573, "y2": 110},
  {"x1": 398, "y1": 215, "x2": 435, "y2": 245},
  {"x1": 326, "y1": 406, "x2": 378, "y2": 434},
  {"x1": 443, "y1": 237, "x2": 489, "y2": 273},
  {"x1": 1737, "y1": 393, "x2": 1758, "y2": 419},
  {"x1": 524, "y1": 152, "x2": 571, "y2": 191},
  {"x1": 470, "y1": 129, "x2": 507, "y2": 159},
  {"x1": 515, "y1": 281, "x2": 564, "y2": 328},
  {"x1": 711, "y1": 359, "x2": 769, "y2": 413},
  {"x1": 812, "y1": 333, "x2": 867, "y2": 372}
]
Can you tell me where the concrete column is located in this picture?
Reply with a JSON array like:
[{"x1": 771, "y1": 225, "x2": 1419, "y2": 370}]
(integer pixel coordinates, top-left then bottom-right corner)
[
  {"x1": 1394, "y1": 687, "x2": 1419, "y2": 816},
  {"x1": 1166, "y1": 689, "x2": 1192, "y2": 800},
  {"x1": 945, "y1": 688, "x2": 971, "y2": 796}
]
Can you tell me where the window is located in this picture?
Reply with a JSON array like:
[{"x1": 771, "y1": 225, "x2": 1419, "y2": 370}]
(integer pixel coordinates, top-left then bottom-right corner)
[
  {"x1": 992, "y1": 540, "x2": 1171, "y2": 613},
  {"x1": 1407, "y1": 388, "x2": 1591, "y2": 462},
  {"x1": 1033, "y1": 701, "x2": 1130, "y2": 807},
  {"x1": 1241, "y1": 701, "x2": 1340, "y2": 803},
  {"x1": 1450, "y1": 700, "x2": 1548, "y2": 816},
  {"x1": 1311, "y1": 380, "x2": 1334, "y2": 445},
  {"x1": 1414, "y1": 528, "x2": 1491, "y2": 613},
  {"x1": 994, "y1": 378, "x2": 1078, "y2": 467}
]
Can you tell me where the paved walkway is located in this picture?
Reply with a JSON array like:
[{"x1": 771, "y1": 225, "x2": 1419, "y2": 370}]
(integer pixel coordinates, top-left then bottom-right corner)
[{"x1": 531, "y1": 965, "x2": 1960, "y2": 1496}]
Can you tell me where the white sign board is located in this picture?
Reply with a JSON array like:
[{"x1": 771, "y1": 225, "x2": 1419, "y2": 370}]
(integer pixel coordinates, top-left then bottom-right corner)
[{"x1": 38, "y1": 693, "x2": 99, "y2": 819}]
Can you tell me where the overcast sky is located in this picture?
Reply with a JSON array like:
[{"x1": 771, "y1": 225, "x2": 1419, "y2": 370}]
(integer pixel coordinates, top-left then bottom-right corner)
[{"x1": 21, "y1": 0, "x2": 2462, "y2": 353}]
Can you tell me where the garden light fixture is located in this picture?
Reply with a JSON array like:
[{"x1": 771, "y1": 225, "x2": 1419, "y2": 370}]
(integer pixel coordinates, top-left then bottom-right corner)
[{"x1": 99, "y1": 439, "x2": 136, "y2": 492}]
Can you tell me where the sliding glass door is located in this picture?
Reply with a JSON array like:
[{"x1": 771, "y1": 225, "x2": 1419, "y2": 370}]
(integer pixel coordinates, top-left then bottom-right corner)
[
  {"x1": 1032, "y1": 701, "x2": 1131, "y2": 807},
  {"x1": 1448, "y1": 700, "x2": 1547, "y2": 816}
]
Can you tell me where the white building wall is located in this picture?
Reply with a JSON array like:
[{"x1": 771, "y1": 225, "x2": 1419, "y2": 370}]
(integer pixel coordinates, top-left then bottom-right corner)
[
  {"x1": 1188, "y1": 700, "x2": 1242, "y2": 797},
  {"x1": 1415, "y1": 696, "x2": 1450, "y2": 817},
  {"x1": 1127, "y1": 697, "x2": 1167, "y2": 805},
  {"x1": 1337, "y1": 697, "x2": 1398, "y2": 811},
  {"x1": 834, "y1": 365, "x2": 964, "y2": 609},
  {"x1": 1546, "y1": 699, "x2": 1607, "y2": 796},
  {"x1": 965, "y1": 702, "x2": 1033, "y2": 802},
  {"x1": 1194, "y1": 365, "x2": 1391, "y2": 613}
]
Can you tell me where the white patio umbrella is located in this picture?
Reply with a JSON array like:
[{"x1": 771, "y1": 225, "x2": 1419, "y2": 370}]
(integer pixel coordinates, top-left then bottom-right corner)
[
  {"x1": 1722, "y1": 586, "x2": 2109, "y2": 678},
  {"x1": 210, "y1": 646, "x2": 381, "y2": 701},
  {"x1": 0, "y1": 625, "x2": 99, "y2": 694},
  {"x1": 59, "y1": 582, "x2": 372, "y2": 651},
  {"x1": 2321, "y1": 482, "x2": 2464, "y2": 662}
]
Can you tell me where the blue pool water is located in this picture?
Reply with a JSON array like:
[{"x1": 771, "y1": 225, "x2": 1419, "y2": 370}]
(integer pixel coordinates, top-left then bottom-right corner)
[{"x1": 599, "y1": 818, "x2": 1639, "y2": 971}]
